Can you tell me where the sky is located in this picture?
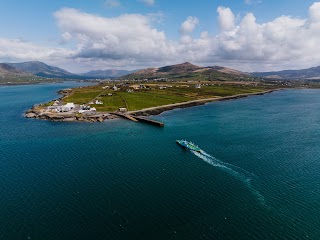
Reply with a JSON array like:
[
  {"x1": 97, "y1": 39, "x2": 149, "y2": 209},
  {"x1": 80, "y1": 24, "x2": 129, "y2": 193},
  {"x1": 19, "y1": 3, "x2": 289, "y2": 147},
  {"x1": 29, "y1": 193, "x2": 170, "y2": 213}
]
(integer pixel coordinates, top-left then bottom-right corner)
[{"x1": 0, "y1": 0, "x2": 320, "y2": 73}]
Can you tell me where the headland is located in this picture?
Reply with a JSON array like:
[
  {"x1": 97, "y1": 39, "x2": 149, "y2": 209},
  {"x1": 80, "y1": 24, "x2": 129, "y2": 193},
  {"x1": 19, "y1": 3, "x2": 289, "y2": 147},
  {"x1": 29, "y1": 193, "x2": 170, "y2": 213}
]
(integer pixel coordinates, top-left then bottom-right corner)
[{"x1": 25, "y1": 80, "x2": 280, "y2": 123}]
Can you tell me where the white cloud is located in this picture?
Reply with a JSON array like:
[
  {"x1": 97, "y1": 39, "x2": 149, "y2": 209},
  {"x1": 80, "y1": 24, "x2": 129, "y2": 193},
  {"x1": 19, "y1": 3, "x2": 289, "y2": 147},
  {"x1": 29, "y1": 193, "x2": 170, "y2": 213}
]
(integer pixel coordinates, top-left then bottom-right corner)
[
  {"x1": 138, "y1": 0, "x2": 155, "y2": 6},
  {"x1": 104, "y1": 0, "x2": 121, "y2": 8},
  {"x1": 0, "y1": 38, "x2": 71, "y2": 62},
  {"x1": 54, "y1": 8, "x2": 175, "y2": 64},
  {"x1": 180, "y1": 16, "x2": 199, "y2": 35},
  {"x1": 215, "y1": 3, "x2": 320, "y2": 71},
  {"x1": 309, "y1": 2, "x2": 320, "y2": 21},
  {"x1": 51, "y1": 3, "x2": 320, "y2": 71},
  {"x1": 217, "y1": 7, "x2": 235, "y2": 31}
]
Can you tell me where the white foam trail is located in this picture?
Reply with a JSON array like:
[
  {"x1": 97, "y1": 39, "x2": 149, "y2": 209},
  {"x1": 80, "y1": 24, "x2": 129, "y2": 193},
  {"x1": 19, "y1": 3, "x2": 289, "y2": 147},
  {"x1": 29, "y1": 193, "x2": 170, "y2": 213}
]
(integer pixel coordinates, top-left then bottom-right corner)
[
  {"x1": 200, "y1": 150, "x2": 256, "y2": 178},
  {"x1": 192, "y1": 150, "x2": 266, "y2": 205}
]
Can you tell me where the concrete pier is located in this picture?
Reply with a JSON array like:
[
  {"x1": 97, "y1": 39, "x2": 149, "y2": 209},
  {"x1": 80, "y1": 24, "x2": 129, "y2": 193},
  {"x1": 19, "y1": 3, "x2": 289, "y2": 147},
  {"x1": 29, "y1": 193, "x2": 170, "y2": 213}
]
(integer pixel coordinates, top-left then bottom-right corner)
[
  {"x1": 134, "y1": 116, "x2": 164, "y2": 127},
  {"x1": 113, "y1": 113, "x2": 164, "y2": 127},
  {"x1": 113, "y1": 112, "x2": 138, "y2": 122}
]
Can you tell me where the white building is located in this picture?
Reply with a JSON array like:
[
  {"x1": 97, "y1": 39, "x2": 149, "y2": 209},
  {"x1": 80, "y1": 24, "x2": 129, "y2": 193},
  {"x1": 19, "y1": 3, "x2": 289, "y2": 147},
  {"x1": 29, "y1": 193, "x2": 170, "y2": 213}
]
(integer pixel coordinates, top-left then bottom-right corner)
[
  {"x1": 59, "y1": 103, "x2": 75, "y2": 112},
  {"x1": 78, "y1": 106, "x2": 96, "y2": 113},
  {"x1": 64, "y1": 103, "x2": 75, "y2": 109}
]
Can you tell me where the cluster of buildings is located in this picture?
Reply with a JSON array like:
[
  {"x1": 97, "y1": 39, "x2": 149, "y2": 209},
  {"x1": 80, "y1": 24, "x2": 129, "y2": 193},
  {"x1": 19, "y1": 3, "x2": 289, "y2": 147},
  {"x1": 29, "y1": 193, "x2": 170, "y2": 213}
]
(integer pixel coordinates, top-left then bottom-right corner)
[
  {"x1": 49, "y1": 101, "x2": 76, "y2": 112},
  {"x1": 47, "y1": 101, "x2": 97, "y2": 114}
]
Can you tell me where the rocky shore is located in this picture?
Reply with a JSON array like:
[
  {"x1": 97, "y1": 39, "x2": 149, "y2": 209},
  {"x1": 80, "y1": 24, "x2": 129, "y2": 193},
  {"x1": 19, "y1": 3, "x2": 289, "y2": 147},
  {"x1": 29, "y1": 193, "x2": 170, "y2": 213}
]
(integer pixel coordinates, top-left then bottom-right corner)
[{"x1": 25, "y1": 108, "x2": 117, "y2": 122}]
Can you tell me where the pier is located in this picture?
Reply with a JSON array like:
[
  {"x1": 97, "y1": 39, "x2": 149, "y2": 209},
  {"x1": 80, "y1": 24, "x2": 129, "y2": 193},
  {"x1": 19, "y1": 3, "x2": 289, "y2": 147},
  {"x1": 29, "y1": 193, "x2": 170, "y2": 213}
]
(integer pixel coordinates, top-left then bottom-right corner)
[
  {"x1": 134, "y1": 116, "x2": 164, "y2": 127},
  {"x1": 112, "y1": 113, "x2": 164, "y2": 127},
  {"x1": 113, "y1": 112, "x2": 138, "y2": 122}
]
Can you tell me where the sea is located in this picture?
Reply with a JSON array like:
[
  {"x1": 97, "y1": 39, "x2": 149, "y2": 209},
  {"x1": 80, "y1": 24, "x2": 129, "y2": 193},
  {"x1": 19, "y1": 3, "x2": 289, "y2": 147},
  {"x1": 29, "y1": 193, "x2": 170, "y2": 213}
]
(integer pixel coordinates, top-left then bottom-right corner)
[{"x1": 1, "y1": 82, "x2": 320, "y2": 240}]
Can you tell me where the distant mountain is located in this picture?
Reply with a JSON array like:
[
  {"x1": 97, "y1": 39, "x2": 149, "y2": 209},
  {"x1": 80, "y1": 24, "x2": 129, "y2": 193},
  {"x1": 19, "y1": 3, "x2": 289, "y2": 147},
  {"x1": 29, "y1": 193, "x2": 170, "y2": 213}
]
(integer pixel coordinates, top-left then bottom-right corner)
[
  {"x1": 81, "y1": 69, "x2": 135, "y2": 79},
  {"x1": 7, "y1": 61, "x2": 80, "y2": 78},
  {"x1": 252, "y1": 66, "x2": 320, "y2": 80},
  {"x1": 0, "y1": 63, "x2": 33, "y2": 77},
  {"x1": 123, "y1": 62, "x2": 250, "y2": 80}
]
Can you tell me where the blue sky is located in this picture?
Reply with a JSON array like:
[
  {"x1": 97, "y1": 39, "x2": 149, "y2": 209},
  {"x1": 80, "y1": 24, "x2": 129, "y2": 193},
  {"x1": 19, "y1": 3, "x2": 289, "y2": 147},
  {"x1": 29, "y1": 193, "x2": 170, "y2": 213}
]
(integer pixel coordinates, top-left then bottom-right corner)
[{"x1": 0, "y1": 0, "x2": 320, "y2": 72}]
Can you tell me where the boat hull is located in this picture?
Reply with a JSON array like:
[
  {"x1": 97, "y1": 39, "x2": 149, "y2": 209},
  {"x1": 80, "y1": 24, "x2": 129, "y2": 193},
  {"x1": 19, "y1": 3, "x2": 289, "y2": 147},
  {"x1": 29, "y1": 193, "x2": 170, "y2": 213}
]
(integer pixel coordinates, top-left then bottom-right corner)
[{"x1": 176, "y1": 140, "x2": 201, "y2": 152}]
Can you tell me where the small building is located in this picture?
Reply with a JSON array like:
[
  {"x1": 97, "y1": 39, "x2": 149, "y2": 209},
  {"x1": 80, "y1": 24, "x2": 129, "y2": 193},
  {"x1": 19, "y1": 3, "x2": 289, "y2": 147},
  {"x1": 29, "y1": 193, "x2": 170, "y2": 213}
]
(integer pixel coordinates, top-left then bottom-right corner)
[
  {"x1": 126, "y1": 89, "x2": 134, "y2": 93},
  {"x1": 57, "y1": 102, "x2": 75, "y2": 112},
  {"x1": 95, "y1": 100, "x2": 103, "y2": 104},
  {"x1": 195, "y1": 84, "x2": 201, "y2": 89},
  {"x1": 119, "y1": 107, "x2": 127, "y2": 112},
  {"x1": 112, "y1": 85, "x2": 118, "y2": 91},
  {"x1": 64, "y1": 103, "x2": 75, "y2": 109},
  {"x1": 108, "y1": 93, "x2": 113, "y2": 96}
]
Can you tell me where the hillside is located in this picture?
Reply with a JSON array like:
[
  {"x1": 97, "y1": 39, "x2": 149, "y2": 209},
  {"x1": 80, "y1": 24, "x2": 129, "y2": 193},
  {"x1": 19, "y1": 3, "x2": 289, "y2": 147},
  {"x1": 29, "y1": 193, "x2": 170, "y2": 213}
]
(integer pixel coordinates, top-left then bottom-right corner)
[
  {"x1": 7, "y1": 61, "x2": 80, "y2": 78},
  {"x1": 0, "y1": 63, "x2": 33, "y2": 77},
  {"x1": 252, "y1": 66, "x2": 320, "y2": 80},
  {"x1": 123, "y1": 62, "x2": 250, "y2": 81}
]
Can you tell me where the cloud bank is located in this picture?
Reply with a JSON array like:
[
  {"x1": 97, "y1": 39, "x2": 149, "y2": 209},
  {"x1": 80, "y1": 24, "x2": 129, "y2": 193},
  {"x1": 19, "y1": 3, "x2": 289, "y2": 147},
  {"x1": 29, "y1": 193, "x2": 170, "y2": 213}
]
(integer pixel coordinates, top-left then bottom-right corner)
[{"x1": 2, "y1": 2, "x2": 320, "y2": 72}]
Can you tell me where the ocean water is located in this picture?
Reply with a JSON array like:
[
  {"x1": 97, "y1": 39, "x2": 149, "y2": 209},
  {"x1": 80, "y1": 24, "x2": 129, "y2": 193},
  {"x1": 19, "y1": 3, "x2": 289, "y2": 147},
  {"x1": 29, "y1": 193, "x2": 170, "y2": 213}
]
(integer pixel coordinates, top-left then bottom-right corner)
[{"x1": 1, "y1": 83, "x2": 320, "y2": 240}]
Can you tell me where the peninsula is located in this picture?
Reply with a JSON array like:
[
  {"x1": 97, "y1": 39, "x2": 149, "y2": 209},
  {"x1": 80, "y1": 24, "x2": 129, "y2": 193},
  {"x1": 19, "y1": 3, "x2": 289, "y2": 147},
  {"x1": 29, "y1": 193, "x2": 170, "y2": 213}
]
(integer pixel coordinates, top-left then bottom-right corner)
[{"x1": 24, "y1": 62, "x2": 298, "y2": 123}]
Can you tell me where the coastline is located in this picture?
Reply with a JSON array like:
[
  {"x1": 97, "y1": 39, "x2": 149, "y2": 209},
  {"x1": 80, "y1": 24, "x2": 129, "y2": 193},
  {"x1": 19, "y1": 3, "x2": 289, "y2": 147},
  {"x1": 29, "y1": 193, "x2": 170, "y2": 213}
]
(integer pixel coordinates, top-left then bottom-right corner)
[
  {"x1": 25, "y1": 89, "x2": 279, "y2": 123},
  {"x1": 129, "y1": 89, "x2": 279, "y2": 116}
]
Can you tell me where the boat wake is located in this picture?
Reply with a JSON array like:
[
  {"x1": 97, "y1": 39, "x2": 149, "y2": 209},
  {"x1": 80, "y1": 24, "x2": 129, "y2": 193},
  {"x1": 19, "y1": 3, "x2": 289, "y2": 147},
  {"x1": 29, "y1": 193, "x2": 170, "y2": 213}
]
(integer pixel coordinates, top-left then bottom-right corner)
[{"x1": 192, "y1": 150, "x2": 266, "y2": 205}]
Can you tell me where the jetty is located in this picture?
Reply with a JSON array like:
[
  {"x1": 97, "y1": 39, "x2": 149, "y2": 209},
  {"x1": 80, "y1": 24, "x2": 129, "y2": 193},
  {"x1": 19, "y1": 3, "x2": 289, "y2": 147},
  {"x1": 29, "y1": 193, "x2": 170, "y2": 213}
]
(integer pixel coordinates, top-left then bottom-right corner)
[
  {"x1": 113, "y1": 112, "x2": 138, "y2": 122},
  {"x1": 112, "y1": 113, "x2": 164, "y2": 127},
  {"x1": 134, "y1": 116, "x2": 164, "y2": 127}
]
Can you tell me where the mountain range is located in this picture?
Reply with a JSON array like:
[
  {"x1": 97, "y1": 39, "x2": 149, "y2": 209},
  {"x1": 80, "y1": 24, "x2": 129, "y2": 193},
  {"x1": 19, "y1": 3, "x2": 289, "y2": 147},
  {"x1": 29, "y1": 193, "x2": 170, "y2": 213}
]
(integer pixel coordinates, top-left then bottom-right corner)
[
  {"x1": 7, "y1": 61, "x2": 77, "y2": 78},
  {"x1": 123, "y1": 62, "x2": 249, "y2": 80},
  {"x1": 0, "y1": 63, "x2": 33, "y2": 77},
  {"x1": 2, "y1": 60, "x2": 320, "y2": 81},
  {"x1": 252, "y1": 66, "x2": 320, "y2": 80},
  {"x1": 2, "y1": 61, "x2": 133, "y2": 79}
]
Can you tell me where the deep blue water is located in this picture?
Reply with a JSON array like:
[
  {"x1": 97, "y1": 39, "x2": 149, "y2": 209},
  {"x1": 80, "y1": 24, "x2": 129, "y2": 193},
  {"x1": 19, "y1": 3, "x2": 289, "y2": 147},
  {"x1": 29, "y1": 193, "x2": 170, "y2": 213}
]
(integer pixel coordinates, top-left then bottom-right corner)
[{"x1": 1, "y1": 83, "x2": 320, "y2": 240}]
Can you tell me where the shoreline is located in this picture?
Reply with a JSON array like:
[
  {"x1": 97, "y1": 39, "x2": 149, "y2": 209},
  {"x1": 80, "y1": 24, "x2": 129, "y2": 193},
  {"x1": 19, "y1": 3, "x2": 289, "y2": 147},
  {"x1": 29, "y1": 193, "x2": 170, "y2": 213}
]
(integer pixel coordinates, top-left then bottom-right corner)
[
  {"x1": 128, "y1": 89, "x2": 279, "y2": 117},
  {"x1": 25, "y1": 89, "x2": 279, "y2": 123}
]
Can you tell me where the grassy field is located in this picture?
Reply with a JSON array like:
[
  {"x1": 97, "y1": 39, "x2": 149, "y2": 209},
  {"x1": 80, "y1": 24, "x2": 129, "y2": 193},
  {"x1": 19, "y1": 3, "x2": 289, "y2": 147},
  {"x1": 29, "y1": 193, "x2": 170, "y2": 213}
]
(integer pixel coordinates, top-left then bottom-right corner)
[{"x1": 62, "y1": 81, "x2": 276, "y2": 112}]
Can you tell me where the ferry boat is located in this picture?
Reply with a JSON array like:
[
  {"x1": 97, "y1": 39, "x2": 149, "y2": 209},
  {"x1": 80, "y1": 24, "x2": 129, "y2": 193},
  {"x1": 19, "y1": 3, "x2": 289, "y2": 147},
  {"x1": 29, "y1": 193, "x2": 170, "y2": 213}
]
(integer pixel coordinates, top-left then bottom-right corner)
[{"x1": 176, "y1": 140, "x2": 201, "y2": 152}]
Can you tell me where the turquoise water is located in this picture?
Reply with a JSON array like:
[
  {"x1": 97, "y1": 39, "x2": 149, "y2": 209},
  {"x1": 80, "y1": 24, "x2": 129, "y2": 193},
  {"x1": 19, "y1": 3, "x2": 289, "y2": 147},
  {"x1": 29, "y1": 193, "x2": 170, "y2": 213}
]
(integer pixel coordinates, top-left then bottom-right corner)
[{"x1": 1, "y1": 84, "x2": 320, "y2": 239}]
